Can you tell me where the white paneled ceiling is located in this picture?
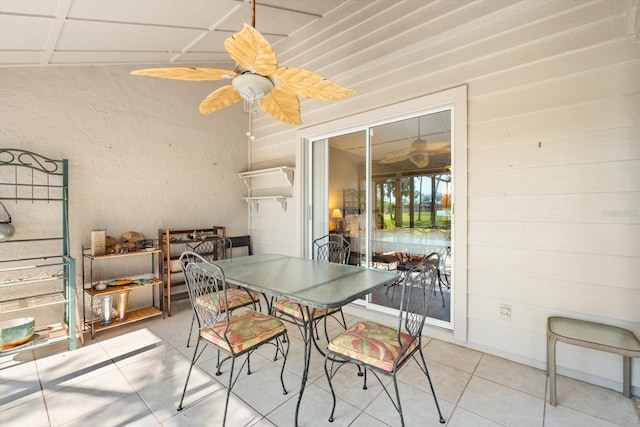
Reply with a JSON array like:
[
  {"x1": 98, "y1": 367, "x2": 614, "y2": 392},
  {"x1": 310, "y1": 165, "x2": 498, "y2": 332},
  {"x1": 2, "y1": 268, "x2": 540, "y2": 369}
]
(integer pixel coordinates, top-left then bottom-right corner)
[
  {"x1": 0, "y1": 0, "x2": 460, "y2": 167},
  {"x1": 0, "y1": 0, "x2": 351, "y2": 67}
]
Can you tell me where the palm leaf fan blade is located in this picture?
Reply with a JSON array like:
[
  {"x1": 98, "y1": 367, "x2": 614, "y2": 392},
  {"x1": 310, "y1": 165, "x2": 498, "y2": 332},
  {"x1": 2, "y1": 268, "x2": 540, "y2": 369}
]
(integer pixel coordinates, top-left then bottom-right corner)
[
  {"x1": 379, "y1": 148, "x2": 415, "y2": 164},
  {"x1": 199, "y1": 85, "x2": 243, "y2": 115},
  {"x1": 130, "y1": 67, "x2": 237, "y2": 81},
  {"x1": 224, "y1": 24, "x2": 277, "y2": 75},
  {"x1": 259, "y1": 88, "x2": 301, "y2": 125},
  {"x1": 271, "y1": 67, "x2": 354, "y2": 100}
]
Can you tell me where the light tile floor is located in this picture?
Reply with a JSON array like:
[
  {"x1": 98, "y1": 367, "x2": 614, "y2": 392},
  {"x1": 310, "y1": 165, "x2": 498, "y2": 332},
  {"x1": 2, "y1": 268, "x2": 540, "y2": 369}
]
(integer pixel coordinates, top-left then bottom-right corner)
[{"x1": 1, "y1": 300, "x2": 639, "y2": 426}]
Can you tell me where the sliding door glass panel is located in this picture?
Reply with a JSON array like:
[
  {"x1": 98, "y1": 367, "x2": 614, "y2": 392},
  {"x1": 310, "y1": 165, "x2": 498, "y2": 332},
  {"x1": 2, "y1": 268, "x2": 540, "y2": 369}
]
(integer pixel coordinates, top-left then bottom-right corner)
[
  {"x1": 327, "y1": 131, "x2": 366, "y2": 267},
  {"x1": 367, "y1": 112, "x2": 451, "y2": 323}
]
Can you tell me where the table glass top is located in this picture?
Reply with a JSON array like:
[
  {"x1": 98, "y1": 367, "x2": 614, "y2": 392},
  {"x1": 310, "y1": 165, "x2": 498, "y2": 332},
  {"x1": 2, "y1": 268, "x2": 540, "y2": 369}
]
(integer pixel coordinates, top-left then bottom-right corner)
[
  {"x1": 211, "y1": 254, "x2": 397, "y2": 308},
  {"x1": 549, "y1": 317, "x2": 640, "y2": 351}
]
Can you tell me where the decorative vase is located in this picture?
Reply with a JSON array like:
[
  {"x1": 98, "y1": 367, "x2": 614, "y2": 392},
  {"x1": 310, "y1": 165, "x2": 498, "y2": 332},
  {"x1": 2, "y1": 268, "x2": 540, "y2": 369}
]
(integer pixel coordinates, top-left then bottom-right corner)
[
  {"x1": 100, "y1": 295, "x2": 114, "y2": 326},
  {"x1": 115, "y1": 291, "x2": 130, "y2": 321}
]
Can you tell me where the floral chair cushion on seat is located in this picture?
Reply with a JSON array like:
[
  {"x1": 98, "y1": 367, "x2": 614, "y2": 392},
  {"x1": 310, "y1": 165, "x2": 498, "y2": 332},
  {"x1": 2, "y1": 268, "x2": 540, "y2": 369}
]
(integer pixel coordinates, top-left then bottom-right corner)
[
  {"x1": 195, "y1": 288, "x2": 259, "y2": 313},
  {"x1": 178, "y1": 251, "x2": 290, "y2": 427},
  {"x1": 200, "y1": 309, "x2": 286, "y2": 354},
  {"x1": 327, "y1": 320, "x2": 417, "y2": 372},
  {"x1": 272, "y1": 299, "x2": 339, "y2": 321},
  {"x1": 324, "y1": 263, "x2": 445, "y2": 426}
]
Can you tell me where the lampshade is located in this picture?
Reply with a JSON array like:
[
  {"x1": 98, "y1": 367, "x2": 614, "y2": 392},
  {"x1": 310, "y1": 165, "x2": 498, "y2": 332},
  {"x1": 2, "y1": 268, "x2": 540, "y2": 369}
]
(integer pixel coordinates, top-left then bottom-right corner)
[
  {"x1": 0, "y1": 202, "x2": 15, "y2": 241},
  {"x1": 232, "y1": 73, "x2": 274, "y2": 102},
  {"x1": 331, "y1": 209, "x2": 343, "y2": 219}
]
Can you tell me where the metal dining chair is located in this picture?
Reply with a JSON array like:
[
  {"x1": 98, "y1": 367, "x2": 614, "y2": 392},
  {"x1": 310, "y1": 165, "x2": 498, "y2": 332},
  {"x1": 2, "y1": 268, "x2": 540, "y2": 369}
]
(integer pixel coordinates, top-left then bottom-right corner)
[
  {"x1": 429, "y1": 228, "x2": 452, "y2": 290},
  {"x1": 425, "y1": 227, "x2": 451, "y2": 303},
  {"x1": 391, "y1": 229, "x2": 449, "y2": 306},
  {"x1": 177, "y1": 252, "x2": 289, "y2": 426},
  {"x1": 370, "y1": 229, "x2": 400, "y2": 271},
  {"x1": 183, "y1": 237, "x2": 261, "y2": 347},
  {"x1": 393, "y1": 250, "x2": 447, "y2": 308},
  {"x1": 324, "y1": 260, "x2": 445, "y2": 426},
  {"x1": 384, "y1": 228, "x2": 427, "y2": 298},
  {"x1": 272, "y1": 234, "x2": 350, "y2": 341}
]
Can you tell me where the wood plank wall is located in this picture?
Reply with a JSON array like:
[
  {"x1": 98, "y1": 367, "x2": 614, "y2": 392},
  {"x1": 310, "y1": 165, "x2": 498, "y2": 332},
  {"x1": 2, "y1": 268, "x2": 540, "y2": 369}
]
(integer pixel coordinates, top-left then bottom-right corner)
[{"x1": 247, "y1": 0, "x2": 640, "y2": 389}]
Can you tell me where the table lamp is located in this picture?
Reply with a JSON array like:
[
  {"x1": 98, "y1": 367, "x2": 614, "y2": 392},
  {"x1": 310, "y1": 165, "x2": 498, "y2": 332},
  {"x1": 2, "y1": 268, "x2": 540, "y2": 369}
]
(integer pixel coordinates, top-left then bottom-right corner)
[{"x1": 331, "y1": 208, "x2": 343, "y2": 230}]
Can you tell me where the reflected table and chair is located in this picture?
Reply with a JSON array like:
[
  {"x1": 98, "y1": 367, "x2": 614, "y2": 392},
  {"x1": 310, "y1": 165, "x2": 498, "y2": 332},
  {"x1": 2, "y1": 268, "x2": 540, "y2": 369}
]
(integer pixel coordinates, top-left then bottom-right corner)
[
  {"x1": 208, "y1": 253, "x2": 397, "y2": 426},
  {"x1": 350, "y1": 228, "x2": 451, "y2": 304}
]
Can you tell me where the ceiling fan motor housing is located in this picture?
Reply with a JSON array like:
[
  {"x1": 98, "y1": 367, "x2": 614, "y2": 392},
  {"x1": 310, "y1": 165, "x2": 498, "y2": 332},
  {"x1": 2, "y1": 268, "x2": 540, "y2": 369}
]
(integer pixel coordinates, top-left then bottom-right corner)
[{"x1": 232, "y1": 72, "x2": 274, "y2": 101}]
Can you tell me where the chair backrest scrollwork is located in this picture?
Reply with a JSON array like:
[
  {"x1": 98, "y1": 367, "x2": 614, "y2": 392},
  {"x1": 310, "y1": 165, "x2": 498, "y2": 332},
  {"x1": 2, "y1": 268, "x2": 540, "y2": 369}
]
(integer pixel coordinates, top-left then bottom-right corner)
[
  {"x1": 398, "y1": 262, "x2": 439, "y2": 341},
  {"x1": 180, "y1": 251, "x2": 231, "y2": 336},
  {"x1": 187, "y1": 236, "x2": 228, "y2": 262},
  {"x1": 313, "y1": 234, "x2": 350, "y2": 264}
]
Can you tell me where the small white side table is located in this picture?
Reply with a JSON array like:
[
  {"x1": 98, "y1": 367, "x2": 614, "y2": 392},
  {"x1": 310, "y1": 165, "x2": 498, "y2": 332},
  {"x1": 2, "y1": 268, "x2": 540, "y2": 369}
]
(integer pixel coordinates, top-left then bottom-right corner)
[{"x1": 547, "y1": 316, "x2": 640, "y2": 406}]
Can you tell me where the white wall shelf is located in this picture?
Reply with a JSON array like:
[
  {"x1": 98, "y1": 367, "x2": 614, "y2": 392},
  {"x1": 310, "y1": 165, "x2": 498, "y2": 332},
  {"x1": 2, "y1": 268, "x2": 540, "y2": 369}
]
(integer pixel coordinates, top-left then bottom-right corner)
[
  {"x1": 243, "y1": 196, "x2": 289, "y2": 212},
  {"x1": 238, "y1": 166, "x2": 293, "y2": 212},
  {"x1": 238, "y1": 166, "x2": 294, "y2": 189}
]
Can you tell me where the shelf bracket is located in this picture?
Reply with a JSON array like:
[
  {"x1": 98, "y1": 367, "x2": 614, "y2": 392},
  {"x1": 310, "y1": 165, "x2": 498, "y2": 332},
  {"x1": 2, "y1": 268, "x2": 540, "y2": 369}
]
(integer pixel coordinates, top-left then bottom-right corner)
[
  {"x1": 246, "y1": 198, "x2": 259, "y2": 212},
  {"x1": 242, "y1": 196, "x2": 288, "y2": 212},
  {"x1": 276, "y1": 197, "x2": 288, "y2": 211}
]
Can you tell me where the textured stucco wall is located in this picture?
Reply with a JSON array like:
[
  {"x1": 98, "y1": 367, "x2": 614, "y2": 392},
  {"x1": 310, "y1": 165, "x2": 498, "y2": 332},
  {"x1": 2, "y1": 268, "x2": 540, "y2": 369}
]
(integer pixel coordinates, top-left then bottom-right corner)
[{"x1": 1, "y1": 64, "x2": 250, "y2": 312}]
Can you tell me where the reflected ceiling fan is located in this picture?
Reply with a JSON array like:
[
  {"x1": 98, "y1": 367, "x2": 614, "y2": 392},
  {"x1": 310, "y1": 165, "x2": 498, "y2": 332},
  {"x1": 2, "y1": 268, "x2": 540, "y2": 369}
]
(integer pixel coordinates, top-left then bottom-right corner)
[
  {"x1": 378, "y1": 119, "x2": 436, "y2": 168},
  {"x1": 130, "y1": 0, "x2": 354, "y2": 126}
]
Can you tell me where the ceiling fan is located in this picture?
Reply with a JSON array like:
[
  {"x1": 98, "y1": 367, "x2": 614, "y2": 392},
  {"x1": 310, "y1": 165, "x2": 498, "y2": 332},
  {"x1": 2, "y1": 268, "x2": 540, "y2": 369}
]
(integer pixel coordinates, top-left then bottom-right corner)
[
  {"x1": 130, "y1": 0, "x2": 354, "y2": 126},
  {"x1": 378, "y1": 118, "x2": 438, "y2": 168}
]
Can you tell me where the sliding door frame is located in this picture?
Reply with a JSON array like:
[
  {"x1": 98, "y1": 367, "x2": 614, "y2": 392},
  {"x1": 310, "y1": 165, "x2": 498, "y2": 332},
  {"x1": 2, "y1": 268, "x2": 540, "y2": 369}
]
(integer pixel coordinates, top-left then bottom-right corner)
[{"x1": 297, "y1": 86, "x2": 468, "y2": 341}]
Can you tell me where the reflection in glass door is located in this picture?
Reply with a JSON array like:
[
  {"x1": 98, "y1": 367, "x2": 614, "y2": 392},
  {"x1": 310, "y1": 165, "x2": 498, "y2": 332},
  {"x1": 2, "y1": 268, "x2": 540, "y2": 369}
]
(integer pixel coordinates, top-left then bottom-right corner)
[{"x1": 310, "y1": 110, "x2": 453, "y2": 328}]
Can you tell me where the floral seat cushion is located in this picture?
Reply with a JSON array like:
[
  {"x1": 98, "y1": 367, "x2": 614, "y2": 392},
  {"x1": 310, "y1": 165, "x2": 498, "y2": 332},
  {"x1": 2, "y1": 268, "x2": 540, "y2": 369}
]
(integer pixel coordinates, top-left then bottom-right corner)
[
  {"x1": 328, "y1": 320, "x2": 417, "y2": 372},
  {"x1": 273, "y1": 299, "x2": 339, "y2": 321},
  {"x1": 200, "y1": 310, "x2": 285, "y2": 354},
  {"x1": 195, "y1": 288, "x2": 259, "y2": 313}
]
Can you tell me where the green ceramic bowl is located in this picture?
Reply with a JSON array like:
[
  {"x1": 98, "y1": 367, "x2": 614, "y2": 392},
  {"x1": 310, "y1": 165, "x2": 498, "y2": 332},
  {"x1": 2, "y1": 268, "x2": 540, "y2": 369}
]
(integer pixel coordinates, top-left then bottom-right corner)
[{"x1": 0, "y1": 317, "x2": 35, "y2": 350}]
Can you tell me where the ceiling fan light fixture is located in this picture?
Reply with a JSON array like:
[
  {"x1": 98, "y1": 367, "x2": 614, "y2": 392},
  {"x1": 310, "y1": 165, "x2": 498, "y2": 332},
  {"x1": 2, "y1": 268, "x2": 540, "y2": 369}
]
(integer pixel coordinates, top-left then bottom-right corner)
[
  {"x1": 410, "y1": 153, "x2": 430, "y2": 168},
  {"x1": 232, "y1": 73, "x2": 274, "y2": 102},
  {"x1": 131, "y1": 6, "x2": 353, "y2": 125}
]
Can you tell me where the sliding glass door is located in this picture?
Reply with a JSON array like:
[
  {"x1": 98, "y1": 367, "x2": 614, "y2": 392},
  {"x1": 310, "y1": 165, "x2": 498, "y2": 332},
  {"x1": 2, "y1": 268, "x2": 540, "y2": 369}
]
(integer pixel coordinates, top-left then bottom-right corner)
[
  {"x1": 308, "y1": 111, "x2": 453, "y2": 328},
  {"x1": 301, "y1": 86, "x2": 467, "y2": 336}
]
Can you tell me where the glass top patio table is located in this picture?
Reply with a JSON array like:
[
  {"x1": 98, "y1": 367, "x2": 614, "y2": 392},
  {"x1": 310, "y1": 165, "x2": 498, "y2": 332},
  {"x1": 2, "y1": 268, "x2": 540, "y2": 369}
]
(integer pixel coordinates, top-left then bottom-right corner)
[
  {"x1": 208, "y1": 253, "x2": 397, "y2": 426},
  {"x1": 210, "y1": 253, "x2": 398, "y2": 309}
]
